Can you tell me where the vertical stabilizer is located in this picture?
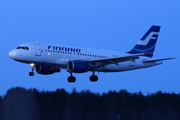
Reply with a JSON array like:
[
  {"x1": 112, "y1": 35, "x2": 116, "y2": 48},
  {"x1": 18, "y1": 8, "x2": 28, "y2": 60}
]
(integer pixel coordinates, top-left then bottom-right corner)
[{"x1": 128, "y1": 25, "x2": 161, "y2": 57}]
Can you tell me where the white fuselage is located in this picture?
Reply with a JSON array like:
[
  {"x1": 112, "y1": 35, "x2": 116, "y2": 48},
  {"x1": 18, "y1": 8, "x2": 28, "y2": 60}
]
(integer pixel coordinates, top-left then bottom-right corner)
[{"x1": 9, "y1": 43, "x2": 162, "y2": 73}]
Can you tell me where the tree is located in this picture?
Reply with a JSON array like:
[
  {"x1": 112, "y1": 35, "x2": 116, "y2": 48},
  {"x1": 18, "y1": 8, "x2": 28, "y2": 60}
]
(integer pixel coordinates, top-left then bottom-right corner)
[{"x1": 2, "y1": 87, "x2": 39, "y2": 120}]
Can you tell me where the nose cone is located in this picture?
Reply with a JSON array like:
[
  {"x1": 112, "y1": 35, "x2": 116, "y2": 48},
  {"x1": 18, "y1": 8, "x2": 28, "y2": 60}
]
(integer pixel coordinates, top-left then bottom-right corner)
[{"x1": 9, "y1": 50, "x2": 16, "y2": 59}]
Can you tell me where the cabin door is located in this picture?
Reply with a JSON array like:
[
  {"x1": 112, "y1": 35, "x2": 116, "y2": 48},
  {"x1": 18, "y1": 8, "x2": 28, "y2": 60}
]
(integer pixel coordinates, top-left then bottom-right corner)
[{"x1": 35, "y1": 44, "x2": 41, "y2": 56}]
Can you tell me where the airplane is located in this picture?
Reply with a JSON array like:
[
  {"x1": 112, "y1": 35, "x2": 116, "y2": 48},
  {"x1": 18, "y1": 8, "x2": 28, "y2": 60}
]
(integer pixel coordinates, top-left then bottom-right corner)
[{"x1": 9, "y1": 25, "x2": 174, "y2": 83}]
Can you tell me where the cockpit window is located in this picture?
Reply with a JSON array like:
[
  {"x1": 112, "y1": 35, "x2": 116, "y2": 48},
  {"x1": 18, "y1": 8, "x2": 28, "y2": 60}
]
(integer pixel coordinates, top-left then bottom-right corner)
[
  {"x1": 16, "y1": 46, "x2": 22, "y2": 49},
  {"x1": 16, "y1": 46, "x2": 29, "y2": 50}
]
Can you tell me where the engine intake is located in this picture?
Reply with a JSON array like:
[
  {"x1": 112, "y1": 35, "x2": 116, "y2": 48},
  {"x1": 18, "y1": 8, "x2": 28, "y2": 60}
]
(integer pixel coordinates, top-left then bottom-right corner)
[
  {"x1": 67, "y1": 60, "x2": 88, "y2": 73},
  {"x1": 36, "y1": 65, "x2": 60, "y2": 75}
]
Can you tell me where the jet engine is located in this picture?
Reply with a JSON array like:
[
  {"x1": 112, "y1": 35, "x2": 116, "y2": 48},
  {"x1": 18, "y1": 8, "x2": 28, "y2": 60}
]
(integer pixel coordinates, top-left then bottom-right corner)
[
  {"x1": 67, "y1": 60, "x2": 88, "y2": 73},
  {"x1": 36, "y1": 65, "x2": 60, "y2": 75}
]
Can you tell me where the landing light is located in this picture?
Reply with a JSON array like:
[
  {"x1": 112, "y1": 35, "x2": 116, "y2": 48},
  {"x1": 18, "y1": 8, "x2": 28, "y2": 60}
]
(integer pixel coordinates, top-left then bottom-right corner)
[{"x1": 30, "y1": 63, "x2": 35, "y2": 67}]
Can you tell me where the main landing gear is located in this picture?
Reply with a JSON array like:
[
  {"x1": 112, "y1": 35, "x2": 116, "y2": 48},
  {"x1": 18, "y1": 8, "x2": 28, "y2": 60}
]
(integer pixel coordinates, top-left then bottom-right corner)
[
  {"x1": 67, "y1": 72, "x2": 76, "y2": 83},
  {"x1": 29, "y1": 63, "x2": 35, "y2": 76},
  {"x1": 89, "y1": 73, "x2": 98, "y2": 82},
  {"x1": 67, "y1": 71, "x2": 98, "y2": 83}
]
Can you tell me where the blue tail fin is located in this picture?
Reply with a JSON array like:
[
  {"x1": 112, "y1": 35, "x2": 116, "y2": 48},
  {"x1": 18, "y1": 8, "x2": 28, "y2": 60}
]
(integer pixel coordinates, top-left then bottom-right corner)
[{"x1": 127, "y1": 25, "x2": 161, "y2": 57}]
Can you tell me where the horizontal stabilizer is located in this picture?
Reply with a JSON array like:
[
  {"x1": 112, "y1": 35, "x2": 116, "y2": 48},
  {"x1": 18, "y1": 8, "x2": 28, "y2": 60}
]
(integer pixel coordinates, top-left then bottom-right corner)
[{"x1": 143, "y1": 58, "x2": 175, "y2": 63}]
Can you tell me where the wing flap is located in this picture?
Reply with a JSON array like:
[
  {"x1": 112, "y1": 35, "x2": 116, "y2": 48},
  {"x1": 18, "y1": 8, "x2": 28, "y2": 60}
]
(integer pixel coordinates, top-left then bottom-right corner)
[{"x1": 87, "y1": 52, "x2": 153, "y2": 67}]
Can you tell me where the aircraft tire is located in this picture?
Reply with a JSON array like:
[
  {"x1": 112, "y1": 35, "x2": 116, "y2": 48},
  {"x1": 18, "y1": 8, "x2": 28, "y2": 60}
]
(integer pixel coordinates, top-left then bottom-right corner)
[
  {"x1": 90, "y1": 75, "x2": 98, "y2": 82},
  {"x1": 68, "y1": 76, "x2": 76, "y2": 83},
  {"x1": 29, "y1": 72, "x2": 34, "y2": 76}
]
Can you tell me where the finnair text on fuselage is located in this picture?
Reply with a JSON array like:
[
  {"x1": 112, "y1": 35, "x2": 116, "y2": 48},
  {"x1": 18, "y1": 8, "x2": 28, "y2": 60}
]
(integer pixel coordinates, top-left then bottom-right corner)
[{"x1": 47, "y1": 45, "x2": 81, "y2": 53}]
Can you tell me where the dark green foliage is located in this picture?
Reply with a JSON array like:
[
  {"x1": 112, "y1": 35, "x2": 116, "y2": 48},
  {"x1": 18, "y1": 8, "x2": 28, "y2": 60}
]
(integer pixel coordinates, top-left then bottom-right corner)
[
  {"x1": 2, "y1": 87, "x2": 39, "y2": 120},
  {"x1": 1, "y1": 88, "x2": 180, "y2": 120},
  {"x1": 0, "y1": 96, "x2": 2, "y2": 119}
]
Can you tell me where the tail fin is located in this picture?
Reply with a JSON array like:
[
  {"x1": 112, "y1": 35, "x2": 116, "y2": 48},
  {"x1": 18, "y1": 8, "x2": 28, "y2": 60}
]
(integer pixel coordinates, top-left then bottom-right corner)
[{"x1": 127, "y1": 25, "x2": 161, "y2": 57}]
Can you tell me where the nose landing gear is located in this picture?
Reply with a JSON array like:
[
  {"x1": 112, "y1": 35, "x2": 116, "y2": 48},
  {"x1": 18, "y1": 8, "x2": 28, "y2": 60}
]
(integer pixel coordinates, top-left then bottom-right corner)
[
  {"x1": 29, "y1": 71, "x2": 34, "y2": 76},
  {"x1": 29, "y1": 63, "x2": 35, "y2": 76}
]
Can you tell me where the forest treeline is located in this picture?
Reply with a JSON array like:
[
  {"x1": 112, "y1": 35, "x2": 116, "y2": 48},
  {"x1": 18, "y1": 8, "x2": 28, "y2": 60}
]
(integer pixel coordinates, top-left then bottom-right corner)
[{"x1": 0, "y1": 87, "x2": 180, "y2": 120}]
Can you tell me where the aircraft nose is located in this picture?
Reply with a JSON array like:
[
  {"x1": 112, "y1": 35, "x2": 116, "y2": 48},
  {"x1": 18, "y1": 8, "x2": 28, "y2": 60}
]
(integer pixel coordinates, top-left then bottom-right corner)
[{"x1": 9, "y1": 50, "x2": 16, "y2": 59}]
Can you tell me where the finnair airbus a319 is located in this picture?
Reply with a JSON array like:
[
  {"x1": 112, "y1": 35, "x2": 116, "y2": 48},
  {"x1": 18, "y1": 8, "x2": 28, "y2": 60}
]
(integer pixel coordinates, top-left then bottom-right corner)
[{"x1": 9, "y1": 25, "x2": 174, "y2": 83}]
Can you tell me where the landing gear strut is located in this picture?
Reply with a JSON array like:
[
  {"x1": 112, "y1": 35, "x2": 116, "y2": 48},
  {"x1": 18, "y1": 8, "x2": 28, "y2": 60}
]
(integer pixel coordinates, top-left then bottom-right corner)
[
  {"x1": 89, "y1": 72, "x2": 98, "y2": 82},
  {"x1": 67, "y1": 72, "x2": 76, "y2": 83},
  {"x1": 29, "y1": 63, "x2": 35, "y2": 76}
]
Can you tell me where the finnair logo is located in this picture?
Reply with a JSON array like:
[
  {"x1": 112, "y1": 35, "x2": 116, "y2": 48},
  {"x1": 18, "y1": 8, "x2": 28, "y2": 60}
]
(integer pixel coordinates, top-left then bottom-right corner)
[
  {"x1": 48, "y1": 45, "x2": 81, "y2": 53},
  {"x1": 137, "y1": 32, "x2": 159, "y2": 46}
]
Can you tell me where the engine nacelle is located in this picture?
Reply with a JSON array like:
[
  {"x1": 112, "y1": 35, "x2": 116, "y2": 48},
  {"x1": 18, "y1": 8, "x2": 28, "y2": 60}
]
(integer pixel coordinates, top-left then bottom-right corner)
[
  {"x1": 36, "y1": 65, "x2": 60, "y2": 75},
  {"x1": 67, "y1": 60, "x2": 88, "y2": 73}
]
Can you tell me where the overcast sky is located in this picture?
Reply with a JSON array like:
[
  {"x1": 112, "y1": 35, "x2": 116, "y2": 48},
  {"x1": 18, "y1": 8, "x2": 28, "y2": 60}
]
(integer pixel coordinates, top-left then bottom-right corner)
[{"x1": 0, "y1": 0, "x2": 179, "y2": 96}]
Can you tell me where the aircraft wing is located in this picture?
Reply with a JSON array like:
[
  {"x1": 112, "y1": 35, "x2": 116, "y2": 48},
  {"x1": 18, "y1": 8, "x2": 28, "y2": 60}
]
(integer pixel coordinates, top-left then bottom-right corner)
[
  {"x1": 143, "y1": 58, "x2": 175, "y2": 63},
  {"x1": 87, "y1": 52, "x2": 153, "y2": 68}
]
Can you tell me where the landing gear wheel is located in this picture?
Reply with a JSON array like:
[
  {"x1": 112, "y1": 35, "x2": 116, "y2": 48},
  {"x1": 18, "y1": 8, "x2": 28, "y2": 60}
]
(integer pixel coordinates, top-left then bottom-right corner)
[
  {"x1": 68, "y1": 76, "x2": 76, "y2": 83},
  {"x1": 29, "y1": 72, "x2": 34, "y2": 76},
  {"x1": 90, "y1": 75, "x2": 98, "y2": 82}
]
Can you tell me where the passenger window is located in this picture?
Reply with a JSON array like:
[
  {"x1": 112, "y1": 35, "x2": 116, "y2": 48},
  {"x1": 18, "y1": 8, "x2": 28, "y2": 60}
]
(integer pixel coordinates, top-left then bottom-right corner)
[
  {"x1": 26, "y1": 47, "x2": 29, "y2": 50},
  {"x1": 22, "y1": 47, "x2": 25, "y2": 50}
]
